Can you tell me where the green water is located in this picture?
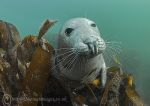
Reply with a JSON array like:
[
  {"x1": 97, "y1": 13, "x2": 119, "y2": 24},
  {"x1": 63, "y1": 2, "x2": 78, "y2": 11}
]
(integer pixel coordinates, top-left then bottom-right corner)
[{"x1": 0, "y1": 0, "x2": 150, "y2": 104}]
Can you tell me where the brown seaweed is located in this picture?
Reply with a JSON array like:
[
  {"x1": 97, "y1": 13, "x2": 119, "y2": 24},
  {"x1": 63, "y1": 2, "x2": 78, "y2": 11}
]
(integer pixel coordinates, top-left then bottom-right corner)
[
  {"x1": 0, "y1": 51, "x2": 11, "y2": 95},
  {"x1": 0, "y1": 19, "x2": 56, "y2": 106},
  {"x1": 124, "y1": 75, "x2": 144, "y2": 106},
  {"x1": 16, "y1": 19, "x2": 56, "y2": 106},
  {"x1": 0, "y1": 20, "x2": 22, "y2": 99},
  {"x1": 0, "y1": 20, "x2": 20, "y2": 51},
  {"x1": 100, "y1": 67, "x2": 122, "y2": 106},
  {"x1": 38, "y1": 19, "x2": 57, "y2": 40},
  {"x1": 16, "y1": 19, "x2": 57, "y2": 78},
  {"x1": 99, "y1": 67, "x2": 145, "y2": 106},
  {"x1": 19, "y1": 46, "x2": 54, "y2": 106},
  {"x1": 17, "y1": 19, "x2": 56, "y2": 63}
]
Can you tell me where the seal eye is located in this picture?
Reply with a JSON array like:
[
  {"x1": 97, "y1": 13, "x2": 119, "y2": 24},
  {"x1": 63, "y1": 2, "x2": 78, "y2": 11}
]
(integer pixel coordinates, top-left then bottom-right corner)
[
  {"x1": 91, "y1": 23, "x2": 96, "y2": 27},
  {"x1": 65, "y1": 28, "x2": 74, "y2": 36}
]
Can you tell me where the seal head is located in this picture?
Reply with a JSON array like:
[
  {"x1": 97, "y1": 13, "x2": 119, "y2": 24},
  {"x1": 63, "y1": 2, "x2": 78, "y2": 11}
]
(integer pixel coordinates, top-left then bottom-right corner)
[
  {"x1": 56, "y1": 18, "x2": 106, "y2": 86},
  {"x1": 58, "y1": 18, "x2": 106, "y2": 55}
]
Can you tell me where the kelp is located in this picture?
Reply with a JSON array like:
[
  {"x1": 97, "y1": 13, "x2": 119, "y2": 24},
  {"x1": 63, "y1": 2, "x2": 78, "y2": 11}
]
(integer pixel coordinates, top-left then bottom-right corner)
[
  {"x1": 56, "y1": 66, "x2": 145, "y2": 106},
  {"x1": 19, "y1": 46, "x2": 54, "y2": 106},
  {"x1": 0, "y1": 49, "x2": 11, "y2": 96},
  {"x1": 16, "y1": 19, "x2": 56, "y2": 106},
  {"x1": 124, "y1": 74, "x2": 144, "y2": 106},
  {"x1": 102, "y1": 67, "x2": 145, "y2": 106},
  {"x1": 38, "y1": 19, "x2": 57, "y2": 40},
  {"x1": 0, "y1": 21, "x2": 22, "y2": 99},
  {"x1": 16, "y1": 19, "x2": 56, "y2": 77},
  {"x1": 125, "y1": 86, "x2": 144, "y2": 106},
  {"x1": 17, "y1": 19, "x2": 56, "y2": 65},
  {"x1": 0, "y1": 19, "x2": 56, "y2": 106},
  {"x1": 0, "y1": 20, "x2": 20, "y2": 51},
  {"x1": 100, "y1": 67, "x2": 122, "y2": 106}
]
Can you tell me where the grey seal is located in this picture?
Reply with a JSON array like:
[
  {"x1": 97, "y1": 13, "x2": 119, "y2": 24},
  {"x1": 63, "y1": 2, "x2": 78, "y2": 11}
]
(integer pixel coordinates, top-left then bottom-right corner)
[{"x1": 55, "y1": 18, "x2": 107, "y2": 87}]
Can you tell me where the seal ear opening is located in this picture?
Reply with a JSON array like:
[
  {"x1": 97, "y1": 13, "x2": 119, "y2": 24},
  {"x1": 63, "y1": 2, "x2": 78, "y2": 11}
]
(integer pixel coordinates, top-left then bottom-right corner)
[{"x1": 38, "y1": 19, "x2": 57, "y2": 40}]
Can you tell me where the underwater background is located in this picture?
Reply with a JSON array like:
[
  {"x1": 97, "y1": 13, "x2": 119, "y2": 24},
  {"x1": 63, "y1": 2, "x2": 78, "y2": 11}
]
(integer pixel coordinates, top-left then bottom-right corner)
[{"x1": 0, "y1": 0, "x2": 150, "y2": 105}]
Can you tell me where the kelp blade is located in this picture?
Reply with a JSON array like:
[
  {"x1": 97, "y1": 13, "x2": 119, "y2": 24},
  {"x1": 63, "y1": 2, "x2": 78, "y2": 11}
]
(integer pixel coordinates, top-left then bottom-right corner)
[{"x1": 20, "y1": 46, "x2": 54, "y2": 106}]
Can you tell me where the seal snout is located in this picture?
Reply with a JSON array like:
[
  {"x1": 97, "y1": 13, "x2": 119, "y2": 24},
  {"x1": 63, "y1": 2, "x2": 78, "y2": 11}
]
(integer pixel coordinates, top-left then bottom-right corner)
[
  {"x1": 75, "y1": 33, "x2": 105, "y2": 56},
  {"x1": 80, "y1": 38, "x2": 106, "y2": 58}
]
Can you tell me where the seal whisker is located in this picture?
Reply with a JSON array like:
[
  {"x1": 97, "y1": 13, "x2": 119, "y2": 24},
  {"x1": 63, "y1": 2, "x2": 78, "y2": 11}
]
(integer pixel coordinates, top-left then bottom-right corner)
[
  {"x1": 67, "y1": 53, "x2": 79, "y2": 72},
  {"x1": 106, "y1": 43, "x2": 122, "y2": 48},
  {"x1": 58, "y1": 50, "x2": 78, "y2": 71},
  {"x1": 70, "y1": 54, "x2": 78, "y2": 71},
  {"x1": 106, "y1": 44, "x2": 122, "y2": 51},
  {"x1": 54, "y1": 48, "x2": 76, "y2": 51},
  {"x1": 54, "y1": 50, "x2": 75, "y2": 58},
  {"x1": 103, "y1": 51, "x2": 111, "y2": 64},
  {"x1": 55, "y1": 48, "x2": 76, "y2": 55},
  {"x1": 110, "y1": 46, "x2": 122, "y2": 54},
  {"x1": 55, "y1": 52, "x2": 75, "y2": 66},
  {"x1": 62, "y1": 52, "x2": 79, "y2": 72},
  {"x1": 107, "y1": 46, "x2": 122, "y2": 54},
  {"x1": 106, "y1": 44, "x2": 122, "y2": 53},
  {"x1": 104, "y1": 44, "x2": 122, "y2": 65},
  {"x1": 106, "y1": 41, "x2": 122, "y2": 44},
  {"x1": 107, "y1": 48, "x2": 119, "y2": 58},
  {"x1": 52, "y1": 52, "x2": 76, "y2": 71},
  {"x1": 63, "y1": 53, "x2": 77, "y2": 70},
  {"x1": 106, "y1": 42, "x2": 122, "y2": 54},
  {"x1": 66, "y1": 51, "x2": 79, "y2": 71},
  {"x1": 104, "y1": 49, "x2": 115, "y2": 61}
]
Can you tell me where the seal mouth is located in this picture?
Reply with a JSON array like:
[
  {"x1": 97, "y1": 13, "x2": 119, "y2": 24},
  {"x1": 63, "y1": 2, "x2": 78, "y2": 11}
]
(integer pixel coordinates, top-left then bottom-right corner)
[
  {"x1": 78, "y1": 49, "x2": 103, "y2": 59},
  {"x1": 78, "y1": 50, "x2": 103, "y2": 59}
]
